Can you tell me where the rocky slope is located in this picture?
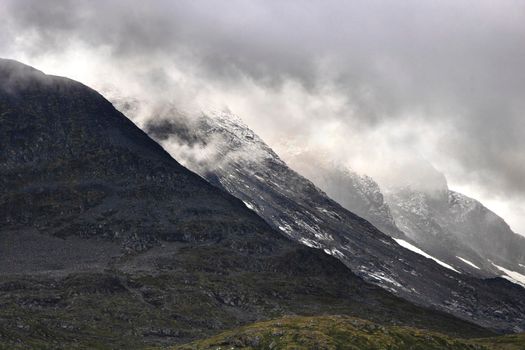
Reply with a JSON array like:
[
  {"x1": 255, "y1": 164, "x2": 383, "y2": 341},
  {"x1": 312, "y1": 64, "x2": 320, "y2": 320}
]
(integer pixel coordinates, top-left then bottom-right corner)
[
  {"x1": 385, "y1": 186, "x2": 525, "y2": 280},
  {"x1": 144, "y1": 110, "x2": 525, "y2": 333},
  {"x1": 281, "y1": 138, "x2": 525, "y2": 282},
  {"x1": 285, "y1": 155, "x2": 403, "y2": 239},
  {"x1": 0, "y1": 59, "x2": 494, "y2": 348}
]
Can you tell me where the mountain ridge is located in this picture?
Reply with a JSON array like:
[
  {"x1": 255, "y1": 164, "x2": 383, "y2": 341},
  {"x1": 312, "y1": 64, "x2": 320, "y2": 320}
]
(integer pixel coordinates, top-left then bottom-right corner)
[
  {"x1": 281, "y1": 134, "x2": 525, "y2": 280},
  {"x1": 0, "y1": 58, "x2": 494, "y2": 348},
  {"x1": 385, "y1": 179, "x2": 525, "y2": 279},
  {"x1": 143, "y1": 108, "x2": 525, "y2": 333}
]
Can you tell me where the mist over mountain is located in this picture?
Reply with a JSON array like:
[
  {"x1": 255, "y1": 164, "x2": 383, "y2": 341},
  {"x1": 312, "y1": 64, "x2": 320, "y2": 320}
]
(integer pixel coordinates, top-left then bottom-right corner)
[
  {"x1": 385, "y1": 180, "x2": 525, "y2": 280},
  {"x1": 2, "y1": 0, "x2": 525, "y2": 235},
  {"x1": 2, "y1": 1, "x2": 525, "y2": 348},
  {"x1": 284, "y1": 153, "x2": 404, "y2": 239},
  {"x1": 287, "y1": 145, "x2": 525, "y2": 281},
  {"x1": 4, "y1": 59, "x2": 496, "y2": 347},
  {"x1": 141, "y1": 107, "x2": 525, "y2": 333}
]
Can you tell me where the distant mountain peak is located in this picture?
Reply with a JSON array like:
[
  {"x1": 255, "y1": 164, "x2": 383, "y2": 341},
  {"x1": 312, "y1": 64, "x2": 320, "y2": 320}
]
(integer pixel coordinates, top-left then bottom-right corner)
[{"x1": 144, "y1": 108, "x2": 525, "y2": 333}]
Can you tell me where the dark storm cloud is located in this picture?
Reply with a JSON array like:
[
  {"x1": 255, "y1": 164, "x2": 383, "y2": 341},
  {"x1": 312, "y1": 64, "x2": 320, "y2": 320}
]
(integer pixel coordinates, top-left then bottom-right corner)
[{"x1": 2, "y1": 0, "x2": 525, "y2": 230}]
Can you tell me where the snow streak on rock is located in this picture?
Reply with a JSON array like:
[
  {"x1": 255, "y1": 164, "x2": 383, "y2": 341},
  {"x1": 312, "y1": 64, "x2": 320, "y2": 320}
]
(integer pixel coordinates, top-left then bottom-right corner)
[
  {"x1": 457, "y1": 257, "x2": 481, "y2": 270},
  {"x1": 393, "y1": 239, "x2": 460, "y2": 273},
  {"x1": 492, "y1": 263, "x2": 525, "y2": 288}
]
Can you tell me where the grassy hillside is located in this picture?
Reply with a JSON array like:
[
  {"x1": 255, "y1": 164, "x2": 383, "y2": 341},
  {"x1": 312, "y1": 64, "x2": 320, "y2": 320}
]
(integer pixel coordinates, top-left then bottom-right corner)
[
  {"x1": 473, "y1": 333, "x2": 525, "y2": 350},
  {"x1": 171, "y1": 315, "x2": 525, "y2": 350}
]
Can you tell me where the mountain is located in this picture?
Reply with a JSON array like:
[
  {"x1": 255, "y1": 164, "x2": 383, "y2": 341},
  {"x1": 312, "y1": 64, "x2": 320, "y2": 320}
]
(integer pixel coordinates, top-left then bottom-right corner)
[
  {"x1": 284, "y1": 140, "x2": 525, "y2": 285},
  {"x1": 285, "y1": 154, "x2": 403, "y2": 239},
  {"x1": 385, "y1": 185, "x2": 525, "y2": 280},
  {"x1": 287, "y1": 153, "x2": 525, "y2": 280},
  {"x1": 144, "y1": 109, "x2": 525, "y2": 333},
  {"x1": 0, "y1": 59, "x2": 494, "y2": 348}
]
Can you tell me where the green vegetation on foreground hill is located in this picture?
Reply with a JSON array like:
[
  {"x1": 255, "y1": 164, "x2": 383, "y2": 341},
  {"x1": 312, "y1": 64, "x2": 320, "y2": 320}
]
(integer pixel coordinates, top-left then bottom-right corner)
[{"x1": 171, "y1": 315, "x2": 525, "y2": 350}]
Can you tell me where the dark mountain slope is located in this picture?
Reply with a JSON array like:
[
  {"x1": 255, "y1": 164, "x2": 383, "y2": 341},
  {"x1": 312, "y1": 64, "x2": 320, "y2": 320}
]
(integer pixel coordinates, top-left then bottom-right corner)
[
  {"x1": 144, "y1": 110, "x2": 525, "y2": 334},
  {"x1": 0, "y1": 59, "x2": 272, "y2": 252},
  {"x1": 0, "y1": 59, "x2": 491, "y2": 348}
]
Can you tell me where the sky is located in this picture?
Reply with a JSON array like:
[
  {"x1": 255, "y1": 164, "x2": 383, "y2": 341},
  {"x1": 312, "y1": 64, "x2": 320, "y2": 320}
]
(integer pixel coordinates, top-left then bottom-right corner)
[{"x1": 1, "y1": 0, "x2": 525, "y2": 234}]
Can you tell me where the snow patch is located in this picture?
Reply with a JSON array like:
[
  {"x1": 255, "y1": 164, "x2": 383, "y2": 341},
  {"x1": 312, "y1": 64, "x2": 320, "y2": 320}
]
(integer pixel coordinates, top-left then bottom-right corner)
[
  {"x1": 299, "y1": 237, "x2": 321, "y2": 249},
  {"x1": 501, "y1": 276, "x2": 524, "y2": 287},
  {"x1": 278, "y1": 224, "x2": 292, "y2": 234},
  {"x1": 322, "y1": 247, "x2": 346, "y2": 260},
  {"x1": 393, "y1": 239, "x2": 460, "y2": 273},
  {"x1": 330, "y1": 248, "x2": 345, "y2": 259},
  {"x1": 242, "y1": 201, "x2": 254, "y2": 210},
  {"x1": 456, "y1": 256, "x2": 480, "y2": 270},
  {"x1": 368, "y1": 272, "x2": 402, "y2": 288},
  {"x1": 492, "y1": 263, "x2": 525, "y2": 287}
]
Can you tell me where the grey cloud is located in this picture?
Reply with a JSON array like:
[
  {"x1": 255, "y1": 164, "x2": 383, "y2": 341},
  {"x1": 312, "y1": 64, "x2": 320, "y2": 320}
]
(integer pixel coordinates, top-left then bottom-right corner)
[{"x1": 2, "y1": 0, "x2": 525, "y2": 231}]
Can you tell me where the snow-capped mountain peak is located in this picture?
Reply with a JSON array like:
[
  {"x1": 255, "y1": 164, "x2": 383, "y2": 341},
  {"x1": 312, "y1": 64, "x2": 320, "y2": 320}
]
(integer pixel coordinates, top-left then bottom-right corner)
[{"x1": 142, "y1": 110, "x2": 525, "y2": 332}]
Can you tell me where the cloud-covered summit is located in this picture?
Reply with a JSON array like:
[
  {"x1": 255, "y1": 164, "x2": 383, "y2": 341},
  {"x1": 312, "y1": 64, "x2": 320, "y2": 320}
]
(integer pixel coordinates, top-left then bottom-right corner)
[{"x1": 2, "y1": 0, "x2": 524, "y2": 233}]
